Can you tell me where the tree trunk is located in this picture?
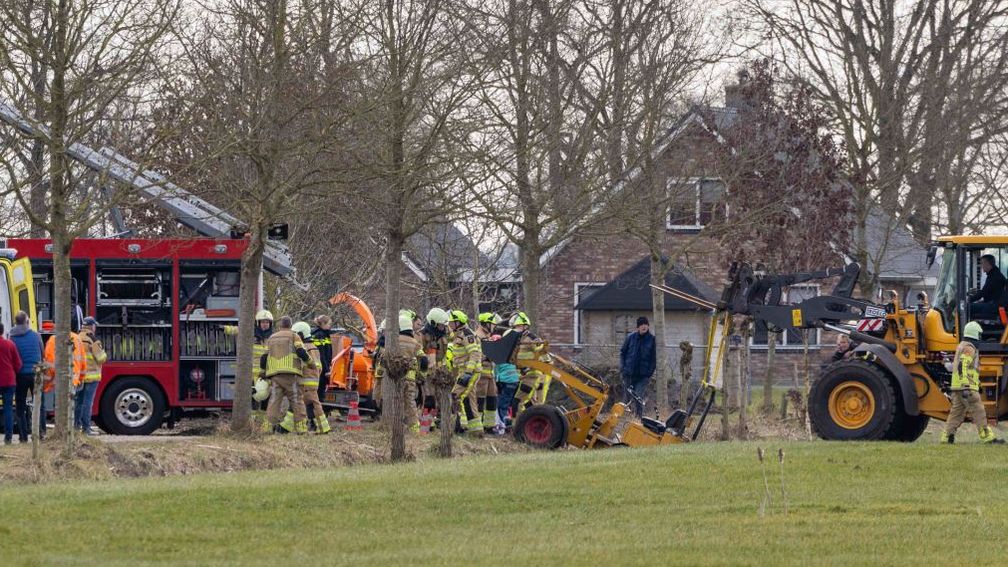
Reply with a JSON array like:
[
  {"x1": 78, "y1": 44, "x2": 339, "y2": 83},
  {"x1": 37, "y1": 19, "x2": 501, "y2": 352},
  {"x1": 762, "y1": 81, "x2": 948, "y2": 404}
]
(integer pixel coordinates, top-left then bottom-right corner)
[
  {"x1": 650, "y1": 258, "x2": 670, "y2": 414},
  {"x1": 762, "y1": 330, "x2": 777, "y2": 415},
  {"x1": 231, "y1": 225, "x2": 266, "y2": 433},
  {"x1": 737, "y1": 322, "x2": 751, "y2": 439},
  {"x1": 383, "y1": 235, "x2": 408, "y2": 461},
  {"x1": 32, "y1": 365, "x2": 43, "y2": 462},
  {"x1": 432, "y1": 367, "x2": 454, "y2": 458},
  {"x1": 519, "y1": 248, "x2": 542, "y2": 328},
  {"x1": 51, "y1": 232, "x2": 73, "y2": 444},
  {"x1": 801, "y1": 329, "x2": 812, "y2": 438},
  {"x1": 678, "y1": 341, "x2": 693, "y2": 409},
  {"x1": 719, "y1": 343, "x2": 732, "y2": 441}
]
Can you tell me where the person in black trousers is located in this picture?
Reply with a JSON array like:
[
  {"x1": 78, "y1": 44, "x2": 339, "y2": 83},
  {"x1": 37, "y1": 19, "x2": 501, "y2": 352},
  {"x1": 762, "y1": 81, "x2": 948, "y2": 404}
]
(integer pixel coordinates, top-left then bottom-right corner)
[{"x1": 10, "y1": 312, "x2": 44, "y2": 442}]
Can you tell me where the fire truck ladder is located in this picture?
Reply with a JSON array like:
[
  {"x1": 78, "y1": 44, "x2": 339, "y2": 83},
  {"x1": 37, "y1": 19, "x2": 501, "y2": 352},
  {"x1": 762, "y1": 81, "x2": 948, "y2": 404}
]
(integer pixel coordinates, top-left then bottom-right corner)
[{"x1": 0, "y1": 100, "x2": 299, "y2": 285}]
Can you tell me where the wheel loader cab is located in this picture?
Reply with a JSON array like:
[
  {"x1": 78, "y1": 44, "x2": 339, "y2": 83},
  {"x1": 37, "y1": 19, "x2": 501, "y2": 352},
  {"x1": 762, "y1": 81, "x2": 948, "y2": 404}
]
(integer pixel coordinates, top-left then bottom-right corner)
[{"x1": 930, "y1": 238, "x2": 1008, "y2": 347}]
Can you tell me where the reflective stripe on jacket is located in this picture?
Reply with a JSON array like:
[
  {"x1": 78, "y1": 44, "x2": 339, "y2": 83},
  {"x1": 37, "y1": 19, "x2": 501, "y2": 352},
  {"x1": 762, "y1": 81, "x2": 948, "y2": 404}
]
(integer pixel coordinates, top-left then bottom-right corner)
[
  {"x1": 80, "y1": 331, "x2": 107, "y2": 383},
  {"x1": 952, "y1": 353, "x2": 981, "y2": 391},
  {"x1": 301, "y1": 343, "x2": 322, "y2": 387},
  {"x1": 265, "y1": 330, "x2": 304, "y2": 378}
]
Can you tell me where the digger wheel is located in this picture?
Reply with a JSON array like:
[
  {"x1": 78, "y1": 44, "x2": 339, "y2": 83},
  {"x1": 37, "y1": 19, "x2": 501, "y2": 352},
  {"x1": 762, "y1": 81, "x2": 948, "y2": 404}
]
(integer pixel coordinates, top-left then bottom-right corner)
[
  {"x1": 810, "y1": 360, "x2": 896, "y2": 441},
  {"x1": 514, "y1": 405, "x2": 568, "y2": 449}
]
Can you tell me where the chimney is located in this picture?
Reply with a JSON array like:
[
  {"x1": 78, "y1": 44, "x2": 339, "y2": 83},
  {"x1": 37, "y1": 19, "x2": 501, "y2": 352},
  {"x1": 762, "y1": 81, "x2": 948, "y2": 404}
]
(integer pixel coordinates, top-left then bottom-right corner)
[{"x1": 724, "y1": 69, "x2": 751, "y2": 110}]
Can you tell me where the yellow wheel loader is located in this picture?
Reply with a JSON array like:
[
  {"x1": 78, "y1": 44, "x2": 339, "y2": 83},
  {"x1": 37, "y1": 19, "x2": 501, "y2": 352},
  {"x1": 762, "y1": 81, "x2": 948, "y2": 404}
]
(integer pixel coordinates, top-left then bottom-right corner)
[{"x1": 665, "y1": 236, "x2": 1008, "y2": 442}]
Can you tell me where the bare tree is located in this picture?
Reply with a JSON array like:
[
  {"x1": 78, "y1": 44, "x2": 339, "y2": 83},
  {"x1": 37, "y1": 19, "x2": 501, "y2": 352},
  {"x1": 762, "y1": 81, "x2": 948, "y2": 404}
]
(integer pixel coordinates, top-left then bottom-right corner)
[
  {"x1": 337, "y1": 0, "x2": 479, "y2": 461},
  {"x1": 0, "y1": 0, "x2": 178, "y2": 447},
  {"x1": 162, "y1": 0, "x2": 353, "y2": 433},
  {"x1": 705, "y1": 60, "x2": 853, "y2": 425},
  {"x1": 741, "y1": 0, "x2": 1008, "y2": 286},
  {"x1": 463, "y1": 0, "x2": 621, "y2": 326}
]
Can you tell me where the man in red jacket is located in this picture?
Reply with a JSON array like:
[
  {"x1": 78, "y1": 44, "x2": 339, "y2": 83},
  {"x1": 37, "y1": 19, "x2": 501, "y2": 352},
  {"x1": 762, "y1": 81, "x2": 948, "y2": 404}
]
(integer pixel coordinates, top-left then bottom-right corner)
[{"x1": 0, "y1": 323, "x2": 24, "y2": 445}]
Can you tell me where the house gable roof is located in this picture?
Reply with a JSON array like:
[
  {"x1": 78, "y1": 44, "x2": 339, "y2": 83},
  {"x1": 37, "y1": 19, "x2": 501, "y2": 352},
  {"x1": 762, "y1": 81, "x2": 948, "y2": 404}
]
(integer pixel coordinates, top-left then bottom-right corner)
[
  {"x1": 575, "y1": 257, "x2": 718, "y2": 312},
  {"x1": 536, "y1": 104, "x2": 934, "y2": 286}
]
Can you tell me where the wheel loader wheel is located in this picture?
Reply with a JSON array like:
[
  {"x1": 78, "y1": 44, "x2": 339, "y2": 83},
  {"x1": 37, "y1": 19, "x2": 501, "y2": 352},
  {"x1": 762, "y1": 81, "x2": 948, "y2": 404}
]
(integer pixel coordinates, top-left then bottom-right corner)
[
  {"x1": 810, "y1": 360, "x2": 896, "y2": 441},
  {"x1": 513, "y1": 405, "x2": 568, "y2": 449},
  {"x1": 882, "y1": 380, "x2": 930, "y2": 442}
]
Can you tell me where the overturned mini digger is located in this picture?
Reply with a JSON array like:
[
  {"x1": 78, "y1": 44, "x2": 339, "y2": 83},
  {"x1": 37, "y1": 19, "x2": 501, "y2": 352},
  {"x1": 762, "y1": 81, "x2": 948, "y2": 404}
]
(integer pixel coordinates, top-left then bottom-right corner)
[{"x1": 486, "y1": 320, "x2": 719, "y2": 450}]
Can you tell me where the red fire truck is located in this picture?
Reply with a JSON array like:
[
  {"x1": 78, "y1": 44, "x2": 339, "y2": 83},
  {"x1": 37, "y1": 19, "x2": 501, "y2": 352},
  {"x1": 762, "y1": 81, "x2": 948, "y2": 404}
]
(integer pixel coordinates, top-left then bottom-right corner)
[{"x1": 10, "y1": 238, "x2": 250, "y2": 435}]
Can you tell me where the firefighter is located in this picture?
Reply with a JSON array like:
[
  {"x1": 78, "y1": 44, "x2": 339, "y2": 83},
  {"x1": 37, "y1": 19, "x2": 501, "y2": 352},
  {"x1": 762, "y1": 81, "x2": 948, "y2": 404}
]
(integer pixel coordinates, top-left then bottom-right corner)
[
  {"x1": 940, "y1": 338, "x2": 1004, "y2": 444},
  {"x1": 418, "y1": 308, "x2": 450, "y2": 426},
  {"x1": 379, "y1": 311, "x2": 427, "y2": 432},
  {"x1": 476, "y1": 312, "x2": 503, "y2": 435},
  {"x1": 43, "y1": 322, "x2": 87, "y2": 428},
  {"x1": 225, "y1": 309, "x2": 274, "y2": 425},
  {"x1": 372, "y1": 318, "x2": 386, "y2": 406},
  {"x1": 75, "y1": 317, "x2": 107, "y2": 435},
  {"x1": 284, "y1": 321, "x2": 330, "y2": 434},
  {"x1": 309, "y1": 315, "x2": 337, "y2": 417},
  {"x1": 259, "y1": 316, "x2": 315, "y2": 434},
  {"x1": 510, "y1": 312, "x2": 549, "y2": 416},
  {"x1": 448, "y1": 309, "x2": 483, "y2": 436}
]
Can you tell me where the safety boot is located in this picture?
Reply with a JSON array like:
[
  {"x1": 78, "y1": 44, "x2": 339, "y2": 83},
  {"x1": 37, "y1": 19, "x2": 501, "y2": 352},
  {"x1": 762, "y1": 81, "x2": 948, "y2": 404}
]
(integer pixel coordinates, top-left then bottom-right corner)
[
  {"x1": 980, "y1": 426, "x2": 1005, "y2": 444},
  {"x1": 279, "y1": 411, "x2": 295, "y2": 433},
  {"x1": 939, "y1": 431, "x2": 954, "y2": 444},
  {"x1": 261, "y1": 419, "x2": 275, "y2": 434},
  {"x1": 294, "y1": 419, "x2": 309, "y2": 434},
  {"x1": 314, "y1": 416, "x2": 331, "y2": 434}
]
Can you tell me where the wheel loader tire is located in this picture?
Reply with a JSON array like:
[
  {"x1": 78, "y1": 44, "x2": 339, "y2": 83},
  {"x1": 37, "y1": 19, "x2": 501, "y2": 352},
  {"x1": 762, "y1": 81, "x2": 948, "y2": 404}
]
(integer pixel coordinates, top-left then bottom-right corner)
[
  {"x1": 513, "y1": 405, "x2": 568, "y2": 449},
  {"x1": 810, "y1": 360, "x2": 896, "y2": 441},
  {"x1": 887, "y1": 414, "x2": 930, "y2": 442},
  {"x1": 882, "y1": 381, "x2": 930, "y2": 442}
]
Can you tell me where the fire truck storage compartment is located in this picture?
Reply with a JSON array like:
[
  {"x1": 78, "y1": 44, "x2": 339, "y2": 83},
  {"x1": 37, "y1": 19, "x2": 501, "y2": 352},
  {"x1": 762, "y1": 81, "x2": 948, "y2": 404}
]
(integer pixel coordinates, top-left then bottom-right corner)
[
  {"x1": 30, "y1": 261, "x2": 89, "y2": 326},
  {"x1": 95, "y1": 263, "x2": 172, "y2": 361},
  {"x1": 180, "y1": 320, "x2": 237, "y2": 357},
  {"x1": 179, "y1": 266, "x2": 240, "y2": 315},
  {"x1": 179, "y1": 359, "x2": 237, "y2": 401}
]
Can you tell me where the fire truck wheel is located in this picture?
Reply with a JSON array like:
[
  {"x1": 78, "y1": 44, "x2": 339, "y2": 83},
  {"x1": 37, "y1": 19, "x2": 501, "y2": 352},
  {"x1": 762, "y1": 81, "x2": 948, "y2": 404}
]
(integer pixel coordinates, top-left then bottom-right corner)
[
  {"x1": 100, "y1": 377, "x2": 166, "y2": 435},
  {"x1": 513, "y1": 405, "x2": 568, "y2": 449}
]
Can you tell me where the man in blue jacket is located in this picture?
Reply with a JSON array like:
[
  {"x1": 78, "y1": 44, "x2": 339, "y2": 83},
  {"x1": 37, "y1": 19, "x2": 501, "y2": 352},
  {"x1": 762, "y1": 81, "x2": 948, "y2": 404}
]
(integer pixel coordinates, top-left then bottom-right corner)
[
  {"x1": 620, "y1": 316, "x2": 656, "y2": 418},
  {"x1": 10, "y1": 311, "x2": 44, "y2": 442}
]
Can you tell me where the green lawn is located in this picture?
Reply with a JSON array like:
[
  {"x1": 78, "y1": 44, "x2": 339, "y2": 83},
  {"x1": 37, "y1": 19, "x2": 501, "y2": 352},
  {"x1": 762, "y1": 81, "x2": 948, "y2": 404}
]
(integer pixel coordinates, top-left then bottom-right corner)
[{"x1": 3, "y1": 441, "x2": 1008, "y2": 566}]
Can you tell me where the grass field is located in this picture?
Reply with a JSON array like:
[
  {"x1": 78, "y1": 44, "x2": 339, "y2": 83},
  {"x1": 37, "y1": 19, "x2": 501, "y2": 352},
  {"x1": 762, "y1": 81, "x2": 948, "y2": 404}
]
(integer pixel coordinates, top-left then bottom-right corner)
[{"x1": 3, "y1": 440, "x2": 1008, "y2": 566}]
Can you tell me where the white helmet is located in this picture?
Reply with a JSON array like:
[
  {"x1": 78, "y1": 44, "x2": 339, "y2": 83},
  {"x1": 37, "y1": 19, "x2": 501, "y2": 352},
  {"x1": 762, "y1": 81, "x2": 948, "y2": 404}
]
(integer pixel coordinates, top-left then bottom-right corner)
[
  {"x1": 252, "y1": 379, "x2": 270, "y2": 402},
  {"x1": 426, "y1": 307, "x2": 450, "y2": 325},
  {"x1": 291, "y1": 321, "x2": 312, "y2": 340},
  {"x1": 398, "y1": 313, "x2": 414, "y2": 332}
]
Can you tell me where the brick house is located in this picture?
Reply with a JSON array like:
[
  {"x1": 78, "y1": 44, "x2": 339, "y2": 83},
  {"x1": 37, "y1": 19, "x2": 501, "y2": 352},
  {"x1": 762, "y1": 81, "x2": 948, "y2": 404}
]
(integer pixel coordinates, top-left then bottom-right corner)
[{"x1": 533, "y1": 103, "x2": 937, "y2": 385}]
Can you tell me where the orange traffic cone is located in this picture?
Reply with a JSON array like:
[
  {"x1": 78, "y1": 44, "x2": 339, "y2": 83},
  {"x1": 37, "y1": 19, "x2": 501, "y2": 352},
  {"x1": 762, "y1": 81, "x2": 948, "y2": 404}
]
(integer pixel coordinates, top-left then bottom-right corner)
[
  {"x1": 345, "y1": 401, "x2": 363, "y2": 431},
  {"x1": 419, "y1": 410, "x2": 433, "y2": 435}
]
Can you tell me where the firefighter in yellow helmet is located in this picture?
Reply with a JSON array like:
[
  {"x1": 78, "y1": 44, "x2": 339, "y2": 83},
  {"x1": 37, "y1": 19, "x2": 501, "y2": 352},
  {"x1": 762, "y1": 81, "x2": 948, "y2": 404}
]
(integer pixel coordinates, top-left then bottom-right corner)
[
  {"x1": 224, "y1": 309, "x2": 274, "y2": 425},
  {"x1": 448, "y1": 309, "x2": 483, "y2": 436},
  {"x1": 259, "y1": 316, "x2": 315, "y2": 433},
  {"x1": 940, "y1": 332, "x2": 1004, "y2": 444},
  {"x1": 475, "y1": 312, "x2": 503, "y2": 434},
  {"x1": 283, "y1": 322, "x2": 331, "y2": 434},
  {"x1": 510, "y1": 311, "x2": 549, "y2": 416}
]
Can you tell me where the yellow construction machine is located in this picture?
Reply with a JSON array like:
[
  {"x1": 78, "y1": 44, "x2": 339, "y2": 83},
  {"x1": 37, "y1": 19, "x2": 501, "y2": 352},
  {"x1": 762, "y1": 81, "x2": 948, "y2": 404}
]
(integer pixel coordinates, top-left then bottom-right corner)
[
  {"x1": 658, "y1": 235, "x2": 1008, "y2": 442},
  {"x1": 486, "y1": 320, "x2": 719, "y2": 450}
]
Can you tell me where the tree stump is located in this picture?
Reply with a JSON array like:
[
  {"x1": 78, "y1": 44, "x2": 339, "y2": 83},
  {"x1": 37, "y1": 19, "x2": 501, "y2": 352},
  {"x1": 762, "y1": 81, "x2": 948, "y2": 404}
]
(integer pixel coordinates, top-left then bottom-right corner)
[
  {"x1": 430, "y1": 366, "x2": 455, "y2": 458},
  {"x1": 381, "y1": 353, "x2": 415, "y2": 462}
]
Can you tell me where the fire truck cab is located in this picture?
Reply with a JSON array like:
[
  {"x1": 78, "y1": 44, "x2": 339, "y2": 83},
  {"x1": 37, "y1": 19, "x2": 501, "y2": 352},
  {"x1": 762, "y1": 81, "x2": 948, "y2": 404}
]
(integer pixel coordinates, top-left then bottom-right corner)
[{"x1": 10, "y1": 238, "x2": 248, "y2": 435}]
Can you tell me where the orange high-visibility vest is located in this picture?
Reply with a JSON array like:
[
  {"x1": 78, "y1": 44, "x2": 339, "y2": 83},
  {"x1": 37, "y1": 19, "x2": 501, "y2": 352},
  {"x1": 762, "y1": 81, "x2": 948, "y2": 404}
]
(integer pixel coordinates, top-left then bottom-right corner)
[{"x1": 44, "y1": 333, "x2": 87, "y2": 391}]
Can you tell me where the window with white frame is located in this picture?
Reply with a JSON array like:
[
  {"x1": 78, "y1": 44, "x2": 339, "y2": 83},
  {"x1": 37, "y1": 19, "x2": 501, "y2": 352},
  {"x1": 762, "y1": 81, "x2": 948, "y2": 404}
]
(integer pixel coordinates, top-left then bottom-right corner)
[
  {"x1": 667, "y1": 178, "x2": 727, "y2": 231},
  {"x1": 751, "y1": 284, "x2": 822, "y2": 348},
  {"x1": 574, "y1": 283, "x2": 606, "y2": 344}
]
